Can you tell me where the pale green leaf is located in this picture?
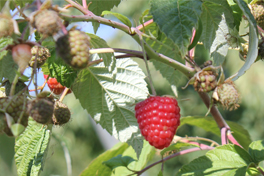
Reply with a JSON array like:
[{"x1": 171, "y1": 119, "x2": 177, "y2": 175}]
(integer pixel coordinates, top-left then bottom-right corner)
[
  {"x1": 102, "y1": 10, "x2": 132, "y2": 27},
  {"x1": 200, "y1": 0, "x2": 234, "y2": 49},
  {"x1": 177, "y1": 144, "x2": 253, "y2": 176},
  {"x1": 88, "y1": 33, "x2": 114, "y2": 68},
  {"x1": 0, "y1": 51, "x2": 18, "y2": 82},
  {"x1": 210, "y1": 14, "x2": 230, "y2": 66},
  {"x1": 72, "y1": 57, "x2": 149, "y2": 155},
  {"x1": 80, "y1": 142, "x2": 129, "y2": 176},
  {"x1": 15, "y1": 117, "x2": 51, "y2": 176},
  {"x1": 248, "y1": 140, "x2": 264, "y2": 163},
  {"x1": 113, "y1": 141, "x2": 155, "y2": 176},
  {"x1": 179, "y1": 116, "x2": 252, "y2": 149},
  {"x1": 150, "y1": 0, "x2": 202, "y2": 56},
  {"x1": 232, "y1": 0, "x2": 258, "y2": 81},
  {"x1": 103, "y1": 154, "x2": 136, "y2": 170}
]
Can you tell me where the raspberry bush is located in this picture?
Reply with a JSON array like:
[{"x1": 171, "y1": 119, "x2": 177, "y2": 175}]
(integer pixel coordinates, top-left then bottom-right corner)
[{"x1": 0, "y1": 0, "x2": 264, "y2": 175}]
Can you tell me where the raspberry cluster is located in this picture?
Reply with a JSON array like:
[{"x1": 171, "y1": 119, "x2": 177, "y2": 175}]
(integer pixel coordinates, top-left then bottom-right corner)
[
  {"x1": 56, "y1": 30, "x2": 91, "y2": 69},
  {"x1": 194, "y1": 70, "x2": 217, "y2": 92},
  {"x1": 29, "y1": 46, "x2": 50, "y2": 68},
  {"x1": 135, "y1": 96, "x2": 180, "y2": 149}
]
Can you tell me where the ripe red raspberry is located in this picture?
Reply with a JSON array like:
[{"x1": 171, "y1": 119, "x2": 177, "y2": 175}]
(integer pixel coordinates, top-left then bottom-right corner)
[
  {"x1": 44, "y1": 74, "x2": 71, "y2": 95},
  {"x1": 135, "y1": 96, "x2": 180, "y2": 149}
]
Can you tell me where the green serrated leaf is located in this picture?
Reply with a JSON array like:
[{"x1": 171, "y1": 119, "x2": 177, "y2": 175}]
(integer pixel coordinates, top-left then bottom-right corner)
[
  {"x1": 248, "y1": 140, "x2": 264, "y2": 163},
  {"x1": 103, "y1": 154, "x2": 136, "y2": 170},
  {"x1": 0, "y1": 51, "x2": 18, "y2": 82},
  {"x1": 113, "y1": 141, "x2": 155, "y2": 176},
  {"x1": 80, "y1": 142, "x2": 129, "y2": 176},
  {"x1": 227, "y1": 0, "x2": 243, "y2": 30},
  {"x1": 232, "y1": 0, "x2": 258, "y2": 81},
  {"x1": 179, "y1": 116, "x2": 252, "y2": 149},
  {"x1": 15, "y1": 117, "x2": 51, "y2": 176},
  {"x1": 177, "y1": 144, "x2": 253, "y2": 176},
  {"x1": 47, "y1": 50, "x2": 78, "y2": 87},
  {"x1": 0, "y1": 37, "x2": 13, "y2": 60},
  {"x1": 200, "y1": 0, "x2": 234, "y2": 49},
  {"x1": 0, "y1": 0, "x2": 34, "y2": 10},
  {"x1": 102, "y1": 10, "x2": 132, "y2": 27},
  {"x1": 72, "y1": 57, "x2": 149, "y2": 155},
  {"x1": 88, "y1": 33, "x2": 114, "y2": 68},
  {"x1": 18, "y1": 21, "x2": 30, "y2": 41},
  {"x1": 160, "y1": 141, "x2": 200, "y2": 156},
  {"x1": 150, "y1": 0, "x2": 202, "y2": 56},
  {"x1": 143, "y1": 22, "x2": 183, "y2": 61}
]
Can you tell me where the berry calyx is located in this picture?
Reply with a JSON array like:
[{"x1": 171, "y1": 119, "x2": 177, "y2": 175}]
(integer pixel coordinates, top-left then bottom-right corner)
[
  {"x1": 12, "y1": 44, "x2": 32, "y2": 73},
  {"x1": 135, "y1": 96, "x2": 181, "y2": 149},
  {"x1": 56, "y1": 30, "x2": 91, "y2": 69},
  {"x1": 44, "y1": 74, "x2": 71, "y2": 95}
]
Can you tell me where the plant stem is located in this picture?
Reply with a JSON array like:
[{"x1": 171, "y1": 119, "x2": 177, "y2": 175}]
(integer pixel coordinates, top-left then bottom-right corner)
[
  {"x1": 61, "y1": 14, "x2": 133, "y2": 34},
  {"x1": 257, "y1": 166, "x2": 264, "y2": 176},
  {"x1": 179, "y1": 136, "x2": 220, "y2": 146},
  {"x1": 221, "y1": 127, "x2": 228, "y2": 145},
  {"x1": 136, "y1": 19, "x2": 153, "y2": 30},
  {"x1": 198, "y1": 92, "x2": 230, "y2": 129},
  {"x1": 59, "y1": 88, "x2": 70, "y2": 102},
  {"x1": 64, "y1": 0, "x2": 93, "y2": 15},
  {"x1": 82, "y1": 0, "x2": 87, "y2": 9},
  {"x1": 137, "y1": 146, "x2": 214, "y2": 175},
  {"x1": 89, "y1": 48, "x2": 144, "y2": 57},
  {"x1": 10, "y1": 71, "x2": 19, "y2": 96}
]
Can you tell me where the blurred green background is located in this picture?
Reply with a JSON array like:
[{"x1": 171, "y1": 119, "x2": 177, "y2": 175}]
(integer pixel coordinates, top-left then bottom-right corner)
[{"x1": 1, "y1": 0, "x2": 264, "y2": 175}]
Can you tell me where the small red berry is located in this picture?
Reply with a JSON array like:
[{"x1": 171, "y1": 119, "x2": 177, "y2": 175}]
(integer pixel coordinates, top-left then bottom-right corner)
[
  {"x1": 135, "y1": 96, "x2": 180, "y2": 149},
  {"x1": 44, "y1": 74, "x2": 71, "y2": 95},
  {"x1": 12, "y1": 44, "x2": 32, "y2": 73}
]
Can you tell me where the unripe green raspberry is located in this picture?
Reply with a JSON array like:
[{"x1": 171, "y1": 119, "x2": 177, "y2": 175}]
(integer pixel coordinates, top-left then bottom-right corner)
[
  {"x1": 214, "y1": 81, "x2": 240, "y2": 111},
  {"x1": 28, "y1": 97, "x2": 54, "y2": 124},
  {"x1": 52, "y1": 101, "x2": 71, "y2": 125},
  {"x1": 32, "y1": 9, "x2": 62, "y2": 36},
  {"x1": 56, "y1": 30, "x2": 91, "y2": 69},
  {"x1": 0, "y1": 14, "x2": 13, "y2": 38},
  {"x1": 29, "y1": 46, "x2": 50, "y2": 68}
]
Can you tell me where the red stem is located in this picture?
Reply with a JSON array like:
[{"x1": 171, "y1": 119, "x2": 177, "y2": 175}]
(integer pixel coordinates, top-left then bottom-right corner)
[
  {"x1": 136, "y1": 19, "x2": 153, "y2": 30},
  {"x1": 221, "y1": 127, "x2": 228, "y2": 145},
  {"x1": 227, "y1": 130, "x2": 243, "y2": 148},
  {"x1": 137, "y1": 146, "x2": 214, "y2": 175},
  {"x1": 82, "y1": 0, "x2": 87, "y2": 9}
]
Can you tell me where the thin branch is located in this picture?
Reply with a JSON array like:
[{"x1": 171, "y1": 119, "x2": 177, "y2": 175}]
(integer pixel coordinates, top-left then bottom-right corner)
[
  {"x1": 82, "y1": 0, "x2": 87, "y2": 9},
  {"x1": 257, "y1": 166, "x2": 264, "y2": 176},
  {"x1": 136, "y1": 146, "x2": 214, "y2": 175},
  {"x1": 59, "y1": 88, "x2": 70, "y2": 102},
  {"x1": 198, "y1": 92, "x2": 230, "y2": 129},
  {"x1": 64, "y1": 0, "x2": 95, "y2": 16},
  {"x1": 136, "y1": 19, "x2": 153, "y2": 30},
  {"x1": 179, "y1": 136, "x2": 220, "y2": 146},
  {"x1": 61, "y1": 14, "x2": 133, "y2": 35}
]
